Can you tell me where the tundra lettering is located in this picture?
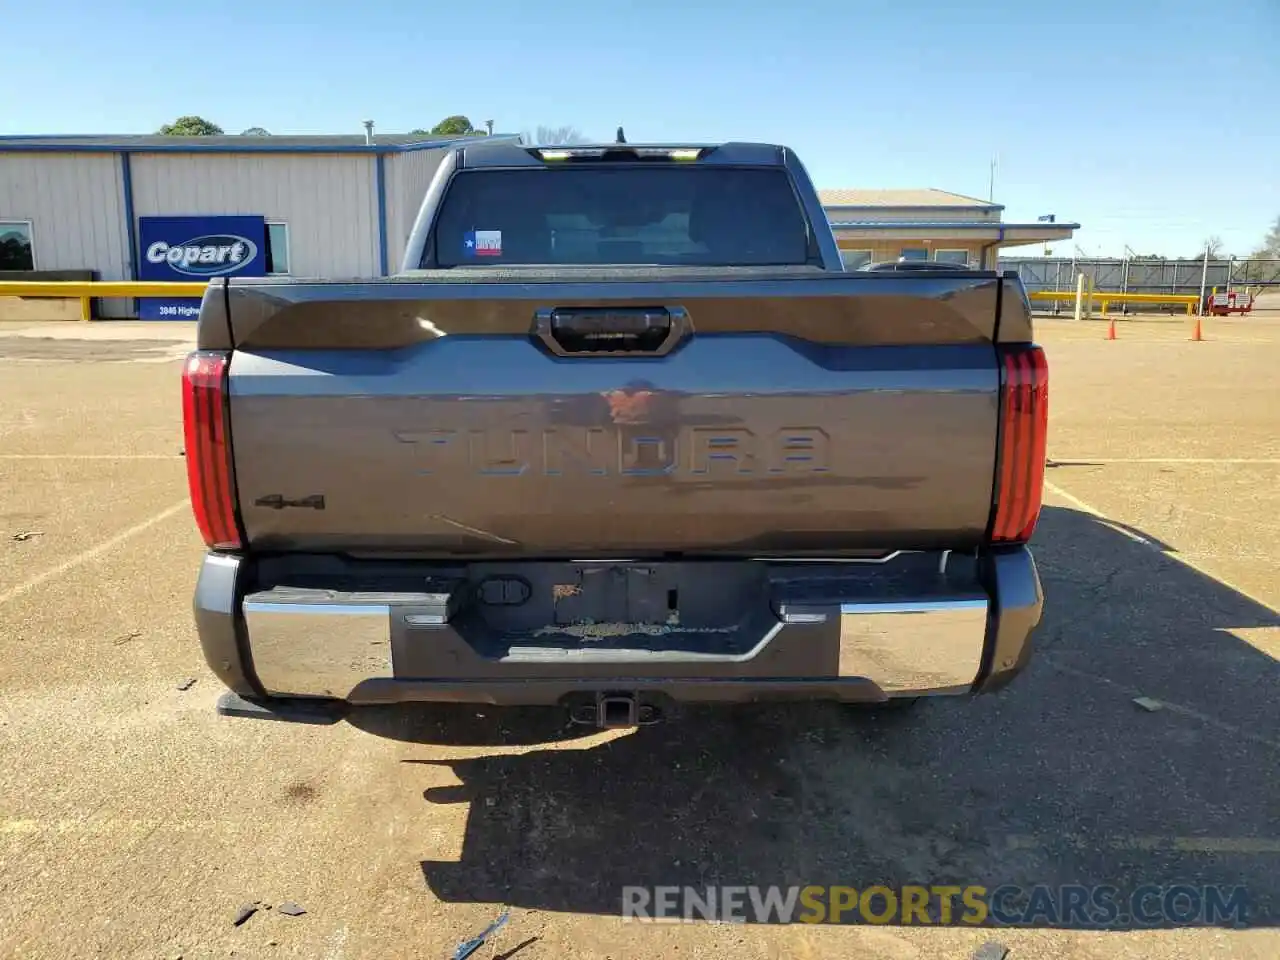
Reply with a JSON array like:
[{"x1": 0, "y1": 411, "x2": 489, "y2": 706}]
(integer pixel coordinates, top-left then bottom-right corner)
[{"x1": 392, "y1": 427, "x2": 831, "y2": 476}]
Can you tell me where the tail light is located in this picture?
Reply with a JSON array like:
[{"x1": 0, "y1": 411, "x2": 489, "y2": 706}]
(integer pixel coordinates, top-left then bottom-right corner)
[
  {"x1": 182, "y1": 351, "x2": 241, "y2": 550},
  {"x1": 990, "y1": 344, "x2": 1048, "y2": 543}
]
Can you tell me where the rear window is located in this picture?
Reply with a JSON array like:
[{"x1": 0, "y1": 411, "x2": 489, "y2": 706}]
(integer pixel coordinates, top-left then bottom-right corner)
[{"x1": 430, "y1": 166, "x2": 813, "y2": 267}]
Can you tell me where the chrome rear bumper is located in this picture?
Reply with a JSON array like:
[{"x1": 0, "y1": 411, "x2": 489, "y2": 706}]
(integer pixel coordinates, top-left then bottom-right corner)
[{"x1": 194, "y1": 549, "x2": 1042, "y2": 706}]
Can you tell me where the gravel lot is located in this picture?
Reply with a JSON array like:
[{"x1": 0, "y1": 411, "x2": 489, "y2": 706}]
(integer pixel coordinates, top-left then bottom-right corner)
[{"x1": 1, "y1": 316, "x2": 1276, "y2": 959}]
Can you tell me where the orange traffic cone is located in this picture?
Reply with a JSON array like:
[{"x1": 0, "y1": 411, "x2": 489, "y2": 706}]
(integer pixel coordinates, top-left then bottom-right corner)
[
  {"x1": 1191, "y1": 316, "x2": 1203, "y2": 341},
  {"x1": 1106, "y1": 318, "x2": 1117, "y2": 340}
]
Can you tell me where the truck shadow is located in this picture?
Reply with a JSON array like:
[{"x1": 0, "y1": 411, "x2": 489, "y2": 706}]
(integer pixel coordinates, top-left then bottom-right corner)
[{"x1": 346, "y1": 505, "x2": 1280, "y2": 929}]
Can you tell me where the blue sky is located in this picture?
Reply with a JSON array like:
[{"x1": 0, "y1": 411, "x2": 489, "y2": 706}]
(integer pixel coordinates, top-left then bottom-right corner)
[{"x1": 5, "y1": 0, "x2": 1277, "y2": 257}]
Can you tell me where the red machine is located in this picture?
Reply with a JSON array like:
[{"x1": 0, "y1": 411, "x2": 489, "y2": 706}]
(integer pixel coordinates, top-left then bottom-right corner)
[{"x1": 1205, "y1": 290, "x2": 1254, "y2": 316}]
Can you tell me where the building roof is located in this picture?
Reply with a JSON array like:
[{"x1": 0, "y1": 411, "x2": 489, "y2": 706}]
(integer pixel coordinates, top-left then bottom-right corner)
[
  {"x1": 0, "y1": 133, "x2": 520, "y2": 154},
  {"x1": 828, "y1": 220, "x2": 1079, "y2": 229},
  {"x1": 828, "y1": 220, "x2": 1081, "y2": 247},
  {"x1": 819, "y1": 188, "x2": 1002, "y2": 210}
]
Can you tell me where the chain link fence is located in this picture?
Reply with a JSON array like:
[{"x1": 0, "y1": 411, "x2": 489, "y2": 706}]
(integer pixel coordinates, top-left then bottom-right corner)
[{"x1": 998, "y1": 257, "x2": 1280, "y2": 308}]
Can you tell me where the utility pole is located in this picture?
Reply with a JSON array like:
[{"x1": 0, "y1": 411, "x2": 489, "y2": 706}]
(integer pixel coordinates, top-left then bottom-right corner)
[
  {"x1": 1122, "y1": 244, "x2": 1137, "y2": 297},
  {"x1": 988, "y1": 155, "x2": 998, "y2": 202},
  {"x1": 1198, "y1": 243, "x2": 1210, "y2": 316}
]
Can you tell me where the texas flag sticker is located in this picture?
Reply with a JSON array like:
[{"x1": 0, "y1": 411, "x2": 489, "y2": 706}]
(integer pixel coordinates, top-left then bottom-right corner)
[{"x1": 464, "y1": 230, "x2": 502, "y2": 257}]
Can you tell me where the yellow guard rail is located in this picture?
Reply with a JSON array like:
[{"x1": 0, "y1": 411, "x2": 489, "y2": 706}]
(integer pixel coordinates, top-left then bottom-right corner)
[
  {"x1": 0, "y1": 281, "x2": 210, "y2": 321},
  {"x1": 1029, "y1": 289, "x2": 1199, "y2": 316}
]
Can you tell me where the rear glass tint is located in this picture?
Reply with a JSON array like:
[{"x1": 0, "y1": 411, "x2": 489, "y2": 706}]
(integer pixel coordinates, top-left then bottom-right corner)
[{"x1": 431, "y1": 166, "x2": 811, "y2": 267}]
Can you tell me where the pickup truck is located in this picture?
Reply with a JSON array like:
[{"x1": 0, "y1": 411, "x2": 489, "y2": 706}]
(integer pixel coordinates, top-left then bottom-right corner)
[{"x1": 186, "y1": 139, "x2": 1046, "y2": 727}]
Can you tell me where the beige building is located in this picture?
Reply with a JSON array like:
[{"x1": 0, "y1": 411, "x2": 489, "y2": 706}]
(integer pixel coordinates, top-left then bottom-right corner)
[{"x1": 819, "y1": 189, "x2": 1078, "y2": 270}]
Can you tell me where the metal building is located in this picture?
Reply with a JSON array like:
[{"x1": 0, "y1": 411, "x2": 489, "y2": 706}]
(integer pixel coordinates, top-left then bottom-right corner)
[{"x1": 0, "y1": 133, "x2": 518, "y2": 316}]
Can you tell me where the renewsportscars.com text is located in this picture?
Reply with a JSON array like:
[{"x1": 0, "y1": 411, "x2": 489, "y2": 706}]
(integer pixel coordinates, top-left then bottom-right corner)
[{"x1": 621, "y1": 884, "x2": 1249, "y2": 927}]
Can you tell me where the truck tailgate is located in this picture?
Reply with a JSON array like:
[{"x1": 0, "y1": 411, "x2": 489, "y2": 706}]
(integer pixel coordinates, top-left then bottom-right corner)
[{"x1": 209, "y1": 271, "x2": 1015, "y2": 557}]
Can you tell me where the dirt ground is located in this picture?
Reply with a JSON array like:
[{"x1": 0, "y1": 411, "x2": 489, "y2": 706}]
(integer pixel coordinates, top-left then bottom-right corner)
[{"x1": 0, "y1": 316, "x2": 1277, "y2": 960}]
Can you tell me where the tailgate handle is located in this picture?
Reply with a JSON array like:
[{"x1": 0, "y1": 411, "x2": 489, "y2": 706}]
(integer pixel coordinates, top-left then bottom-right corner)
[{"x1": 534, "y1": 307, "x2": 687, "y2": 357}]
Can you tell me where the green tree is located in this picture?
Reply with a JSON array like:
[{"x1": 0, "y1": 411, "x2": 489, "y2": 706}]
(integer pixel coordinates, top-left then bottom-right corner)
[
  {"x1": 240, "y1": 126, "x2": 270, "y2": 136},
  {"x1": 429, "y1": 115, "x2": 475, "y2": 136},
  {"x1": 157, "y1": 116, "x2": 224, "y2": 136}
]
